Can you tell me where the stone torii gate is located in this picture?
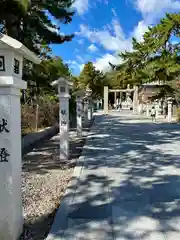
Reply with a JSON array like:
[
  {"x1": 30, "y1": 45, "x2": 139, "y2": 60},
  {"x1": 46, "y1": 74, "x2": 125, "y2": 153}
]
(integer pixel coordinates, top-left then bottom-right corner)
[{"x1": 104, "y1": 85, "x2": 139, "y2": 114}]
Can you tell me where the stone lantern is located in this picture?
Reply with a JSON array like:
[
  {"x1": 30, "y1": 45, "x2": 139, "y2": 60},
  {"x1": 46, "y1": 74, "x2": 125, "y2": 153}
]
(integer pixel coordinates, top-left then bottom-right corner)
[
  {"x1": 51, "y1": 77, "x2": 73, "y2": 160},
  {"x1": 0, "y1": 33, "x2": 40, "y2": 240}
]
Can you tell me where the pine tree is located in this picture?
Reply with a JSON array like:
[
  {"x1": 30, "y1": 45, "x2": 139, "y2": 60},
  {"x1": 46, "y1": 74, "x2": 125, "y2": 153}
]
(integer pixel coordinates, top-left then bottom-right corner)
[
  {"x1": 0, "y1": 0, "x2": 74, "y2": 53},
  {"x1": 78, "y1": 62, "x2": 106, "y2": 97},
  {"x1": 110, "y1": 13, "x2": 180, "y2": 101}
]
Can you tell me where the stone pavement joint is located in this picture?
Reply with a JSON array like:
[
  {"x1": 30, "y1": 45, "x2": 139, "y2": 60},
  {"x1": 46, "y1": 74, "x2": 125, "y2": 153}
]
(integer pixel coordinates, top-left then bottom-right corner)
[{"x1": 46, "y1": 110, "x2": 180, "y2": 240}]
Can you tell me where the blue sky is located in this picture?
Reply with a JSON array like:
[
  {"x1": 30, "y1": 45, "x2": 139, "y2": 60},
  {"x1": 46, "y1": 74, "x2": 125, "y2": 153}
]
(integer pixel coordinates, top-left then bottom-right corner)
[{"x1": 51, "y1": 0, "x2": 180, "y2": 75}]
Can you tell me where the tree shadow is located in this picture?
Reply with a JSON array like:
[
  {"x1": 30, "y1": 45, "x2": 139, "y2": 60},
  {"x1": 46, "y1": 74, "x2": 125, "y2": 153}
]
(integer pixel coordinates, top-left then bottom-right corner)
[
  {"x1": 22, "y1": 119, "x2": 94, "y2": 175},
  {"x1": 47, "y1": 113, "x2": 180, "y2": 239}
]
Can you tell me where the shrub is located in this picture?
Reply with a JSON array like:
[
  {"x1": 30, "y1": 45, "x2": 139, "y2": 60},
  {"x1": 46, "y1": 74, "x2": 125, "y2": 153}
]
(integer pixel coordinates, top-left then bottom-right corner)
[
  {"x1": 176, "y1": 108, "x2": 180, "y2": 122},
  {"x1": 21, "y1": 95, "x2": 59, "y2": 134}
]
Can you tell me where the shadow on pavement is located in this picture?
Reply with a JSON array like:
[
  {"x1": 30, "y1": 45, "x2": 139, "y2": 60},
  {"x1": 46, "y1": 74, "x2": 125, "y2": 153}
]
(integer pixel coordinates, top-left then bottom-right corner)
[{"x1": 30, "y1": 114, "x2": 180, "y2": 239}]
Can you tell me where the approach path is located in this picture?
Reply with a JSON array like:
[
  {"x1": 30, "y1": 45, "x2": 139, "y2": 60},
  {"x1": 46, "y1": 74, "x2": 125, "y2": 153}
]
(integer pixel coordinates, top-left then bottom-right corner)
[{"x1": 47, "y1": 111, "x2": 180, "y2": 240}]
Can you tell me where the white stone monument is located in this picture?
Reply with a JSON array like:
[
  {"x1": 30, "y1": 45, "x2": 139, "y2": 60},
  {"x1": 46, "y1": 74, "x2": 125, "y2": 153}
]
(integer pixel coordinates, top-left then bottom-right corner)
[
  {"x1": 51, "y1": 77, "x2": 72, "y2": 160},
  {"x1": 76, "y1": 90, "x2": 84, "y2": 137},
  {"x1": 0, "y1": 33, "x2": 40, "y2": 240},
  {"x1": 167, "y1": 97, "x2": 173, "y2": 123}
]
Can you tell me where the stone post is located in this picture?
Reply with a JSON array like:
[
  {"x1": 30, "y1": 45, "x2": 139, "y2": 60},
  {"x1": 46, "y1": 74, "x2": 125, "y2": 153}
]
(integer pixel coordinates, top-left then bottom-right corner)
[
  {"x1": 97, "y1": 99, "x2": 100, "y2": 110},
  {"x1": 155, "y1": 100, "x2": 159, "y2": 119},
  {"x1": 88, "y1": 98, "x2": 93, "y2": 121},
  {"x1": 114, "y1": 91, "x2": 116, "y2": 107},
  {"x1": 0, "y1": 34, "x2": 40, "y2": 239},
  {"x1": 76, "y1": 91, "x2": 84, "y2": 137},
  {"x1": 51, "y1": 77, "x2": 72, "y2": 160},
  {"x1": 146, "y1": 102, "x2": 150, "y2": 117},
  {"x1": 83, "y1": 97, "x2": 89, "y2": 126},
  {"x1": 133, "y1": 86, "x2": 138, "y2": 114},
  {"x1": 104, "y1": 86, "x2": 108, "y2": 114},
  {"x1": 167, "y1": 98, "x2": 173, "y2": 123}
]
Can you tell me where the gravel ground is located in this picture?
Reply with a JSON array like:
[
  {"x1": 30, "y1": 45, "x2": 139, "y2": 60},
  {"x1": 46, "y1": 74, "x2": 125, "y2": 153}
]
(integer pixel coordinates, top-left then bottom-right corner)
[{"x1": 19, "y1": 123, "x2": 92, "y2": 240}]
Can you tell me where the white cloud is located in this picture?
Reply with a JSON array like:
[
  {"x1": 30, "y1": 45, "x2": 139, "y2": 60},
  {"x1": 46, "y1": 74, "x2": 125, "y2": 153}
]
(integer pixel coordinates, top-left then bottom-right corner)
[
  {"x1": 94, "y1": 53, "x2": 122, "y2": 72},
  {"x1": 132, "y1": 20, "x2": 149, "y2": 42},
  {"x1": 78, "y1": 22, "x2": 132, "y2": 53},
  {"x1": 77, "y1": 15, "x2": 149, "y2": 72},
  {"x1": 75, "y1": 0, "x2": 180, "y2": 72},
  {"x1": 77, "y1": 39, "x2": 84, "y2": 45},
  {"x1": 65, "y1": 60, "x2": 82, "y2": 71},
  {"x1": 72, "y1": 0, "x2": 109, "y2": 15},
  {"x1": 76, "y1": 55, "x2": 84, "y2": 62},
  {"x1": 72, "y1": 0, "x2": 89, "y2": 15},
  {"x1": 79, "y1": 64, "x2": 85, "y2": 72},
  {"x1": 88, "y1": 44, "x2": 99, "y2": 52},
  {"x1": 135, "y1": 0, "x2": 180, "y2": 23}
]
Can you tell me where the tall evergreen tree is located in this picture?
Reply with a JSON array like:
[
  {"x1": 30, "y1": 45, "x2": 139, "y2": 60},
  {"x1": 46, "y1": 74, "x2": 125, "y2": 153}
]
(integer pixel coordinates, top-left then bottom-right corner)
[
  {"x1": 0, "y1": 0, "x2": 74, "y2": 53},
  {"x1": 109, "y1": 13, "x2": 180, "y2": 101},
  {"x1": 78, "y1": 62, "x2": 106, "y2": 98}
]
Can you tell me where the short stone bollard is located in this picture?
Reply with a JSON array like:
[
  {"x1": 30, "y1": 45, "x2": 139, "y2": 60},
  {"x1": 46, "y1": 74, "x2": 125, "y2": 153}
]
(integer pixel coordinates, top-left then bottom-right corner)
[
  {"x1": 51, "y1": 77, "x2": 72, "y2": 160},
  {"x1": 76, "y1": 90, "x2": 84, "y2": 137},
  {"x1": 146, "y1": 103, "x2": 150, "y2": 117},
  {"x1": 167, "y1": 98, "x2": 173, "y2": 123},
  {"x1": 88, "y1": 99, "x2": 93, "y2": 121},
  {"x1": 83, "y1": 97, "x2": 89, "y2": 126},
  {"x1": 155, "y1": 100, "x2": 159, "y2": 119},
  {"x1": 0, "y1": 34, "x2": 40, "y2": 240},
  {"x1": 133, "y1": 86, "x2": 138, "y2": 114}
]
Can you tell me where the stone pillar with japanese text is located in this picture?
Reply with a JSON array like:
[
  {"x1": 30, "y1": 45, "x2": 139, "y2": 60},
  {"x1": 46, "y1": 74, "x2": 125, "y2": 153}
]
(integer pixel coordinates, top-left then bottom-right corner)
[
  {"x1": 83, "y1": 97, "x2": 89, "y2": 126},
  {"x1": 51, "y1": 77, "x2": 72, "y2": 160},
  {"x1": 0, "y1": 34, "x2": 40, "y2": 240},
  {"x1": 88, "y1": 98, "x2": 93, "y2": 121},
  {"x1": 76, "y1": 91, "x2": 84, "y2": 137}
]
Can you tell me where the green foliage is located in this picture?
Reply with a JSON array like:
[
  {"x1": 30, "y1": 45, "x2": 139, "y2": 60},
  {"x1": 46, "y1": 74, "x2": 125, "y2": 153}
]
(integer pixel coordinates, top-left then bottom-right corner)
[
  {"x1": 78, "y1": 62, "x2": 106, "y2": 98},
  {"x1": 23, "y1": 56, "x2": 71, "y2": 104},
  {"x1": 21, "y1": 94, "x2": 59, "y2": 134},
  {"x1": 109, "y1": 12, "x2": 180, "y2": 102},
  {"x1": 0, "y1": 0, "x2": 29, "y2": 17},
  {"x1": 0, "y1": 0, "x2": 74, "y2": 53}
]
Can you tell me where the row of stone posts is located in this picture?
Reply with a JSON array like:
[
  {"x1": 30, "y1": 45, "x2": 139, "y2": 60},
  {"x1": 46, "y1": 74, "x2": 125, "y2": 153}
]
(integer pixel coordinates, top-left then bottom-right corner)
[
  {"x1": 51, "y1": 79, "x2": 93, "y2": 161},
  {"x1": 146, "y1": 98, "x2": 173, "y2": 122},
  {"x1": 0, "y1": 34, "x2": 94, "y2": 240}
]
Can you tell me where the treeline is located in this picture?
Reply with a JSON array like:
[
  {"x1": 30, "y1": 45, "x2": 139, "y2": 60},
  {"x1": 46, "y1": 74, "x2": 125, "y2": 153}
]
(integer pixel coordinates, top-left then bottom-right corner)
[{"x1": 78, "y1": 13, "x2": 180, "y2": 103}]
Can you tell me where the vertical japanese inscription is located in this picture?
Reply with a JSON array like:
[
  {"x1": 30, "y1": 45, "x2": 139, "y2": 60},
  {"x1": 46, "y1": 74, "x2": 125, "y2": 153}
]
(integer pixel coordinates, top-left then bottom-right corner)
[
  {"x1": 0, "y1": 118, "x2": 10, "y2": 162},
  {"x1": 77, "y1": 101, "x2": 81, "y2": 118},
  {"x1": 0, "y1": 118, "x2": 9, "y2": 133},
  {"x1": 61, "y1": 109, "x2": 67, "y2": 126}
]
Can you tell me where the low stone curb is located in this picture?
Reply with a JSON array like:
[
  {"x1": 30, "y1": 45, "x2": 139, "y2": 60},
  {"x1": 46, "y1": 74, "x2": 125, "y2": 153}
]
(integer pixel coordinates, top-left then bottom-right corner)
[
  {"x1": 22, "y1": 124, "x2": 59, "y2": 156},
  {"x1": 46, "y1": 116, "x2": 95, "y2": 240}
]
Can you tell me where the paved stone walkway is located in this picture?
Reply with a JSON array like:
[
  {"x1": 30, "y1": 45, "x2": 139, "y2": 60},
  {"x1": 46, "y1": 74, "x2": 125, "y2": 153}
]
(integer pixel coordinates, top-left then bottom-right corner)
[{"x1": 47, "y1": 111, "x2": 180, "y2": 240}]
